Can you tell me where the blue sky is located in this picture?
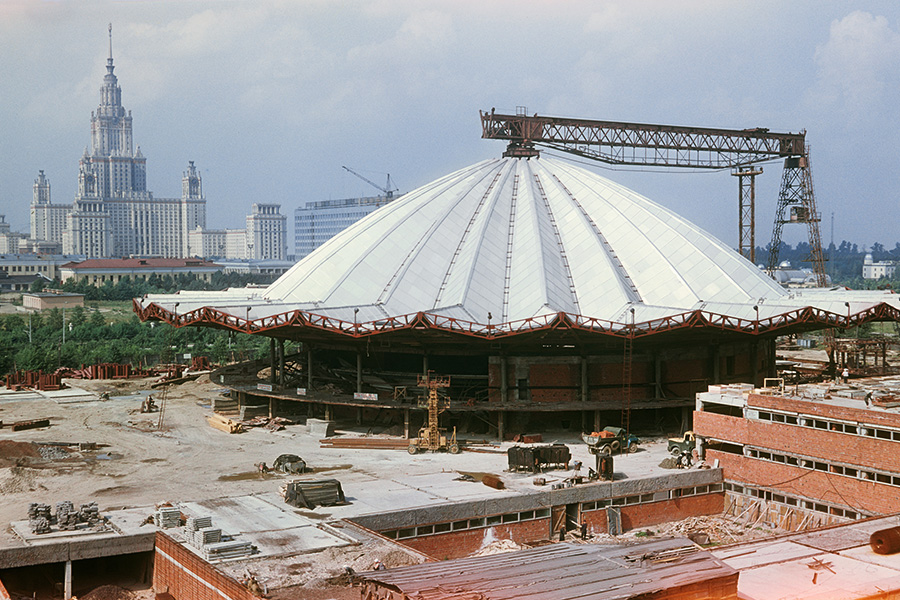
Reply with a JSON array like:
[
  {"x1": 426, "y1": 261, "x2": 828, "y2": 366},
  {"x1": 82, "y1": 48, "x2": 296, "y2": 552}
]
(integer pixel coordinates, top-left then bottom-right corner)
[{"x1": 1, "y1": 1, "x2": 898, "y2": 252}]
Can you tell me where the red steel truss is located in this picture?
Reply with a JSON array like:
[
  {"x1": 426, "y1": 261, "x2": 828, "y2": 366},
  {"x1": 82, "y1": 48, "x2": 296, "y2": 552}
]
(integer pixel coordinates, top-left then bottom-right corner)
[{"x1": 133, "y1": 298, "x2": 900, "y2": 343}]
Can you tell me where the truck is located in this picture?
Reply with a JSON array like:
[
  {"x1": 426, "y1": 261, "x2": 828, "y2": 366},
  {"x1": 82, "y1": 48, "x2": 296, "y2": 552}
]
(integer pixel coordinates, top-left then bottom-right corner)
[
  {"x1": 582, "y1": 426, "x2": 640, "y2": 455},
  {"x1": 667, "y1": 431, "x2": 697, "y2": 457}
]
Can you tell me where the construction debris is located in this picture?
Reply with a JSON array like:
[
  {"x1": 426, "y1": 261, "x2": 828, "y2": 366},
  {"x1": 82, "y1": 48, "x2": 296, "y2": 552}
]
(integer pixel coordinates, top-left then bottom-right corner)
[
  {"x1": 11, "y1": 418, "x2": 51, "y2": 431},
  {"x1": 272, "y1": 454, "x2": 306, "y2": 474},
  {"x1": 319, "y1": 437, "x2": 409, "y2": 450},
  {"x1": 280, "y1": 479, "x2": 346, "y2": 509},
  {"x1": 207, "y1": 413, "x2": 243, "y2": 434},
  {"x1": 242, "y1": 416, "x2": 293, "y2": 431}
]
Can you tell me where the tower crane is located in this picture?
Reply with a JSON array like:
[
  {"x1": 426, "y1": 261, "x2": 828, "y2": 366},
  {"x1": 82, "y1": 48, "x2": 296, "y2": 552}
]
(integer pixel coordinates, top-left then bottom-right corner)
[
  {"x1": 480, "y1": 107, "x2": 827, "y2": 286},
  {"x1": 342, "y1": 166, "x2": 399, "y2": 199}
]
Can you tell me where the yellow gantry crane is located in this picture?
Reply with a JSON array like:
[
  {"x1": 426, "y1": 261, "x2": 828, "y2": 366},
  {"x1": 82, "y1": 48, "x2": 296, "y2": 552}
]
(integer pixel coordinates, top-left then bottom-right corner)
[{"x1": 408, "y1": 371, "x2": 459, "y2": 454}]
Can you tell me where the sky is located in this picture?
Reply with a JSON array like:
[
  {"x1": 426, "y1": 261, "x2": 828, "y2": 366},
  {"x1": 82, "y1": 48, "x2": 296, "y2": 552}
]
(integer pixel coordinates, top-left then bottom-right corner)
[{"x1": 1, "y1": 0, "x2": 899, "y2": 254}]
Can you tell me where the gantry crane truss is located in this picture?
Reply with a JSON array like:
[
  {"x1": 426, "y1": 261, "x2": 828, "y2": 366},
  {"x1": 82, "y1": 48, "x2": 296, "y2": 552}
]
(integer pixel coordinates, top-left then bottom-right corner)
[{"x1": 480, "y1": 109, "x2": 827, "y2": 285}]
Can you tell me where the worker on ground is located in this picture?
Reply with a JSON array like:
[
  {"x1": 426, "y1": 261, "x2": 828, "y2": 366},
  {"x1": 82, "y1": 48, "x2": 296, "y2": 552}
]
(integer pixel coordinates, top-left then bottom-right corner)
[{"x1": 842, "y1": 367, "x2": 850, "y2": 383}]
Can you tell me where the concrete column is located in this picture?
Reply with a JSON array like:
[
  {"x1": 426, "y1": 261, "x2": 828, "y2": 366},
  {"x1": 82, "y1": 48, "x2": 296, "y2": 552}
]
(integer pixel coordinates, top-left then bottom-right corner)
[
  {"x1": 270, "y1": 338, "x2": 276, "y2": 384},
  {"x1": 307, "y1": 347, "x2": 313, "y2": 390},
  {"x1": 64, "y1": 559, "x2": 72, "y2": 600},
  {"x1": 279, "y1": 339, "x2": 285, "y2": 386},
  {"x1": 268, "y1": 397, "x2": 275, "y2": 419},
  {"x1": 325, "y1": 404, "x2": 332, "y2": 421},
  {"x1": 594, "y1": 410, "x2": 601, "y2": 432},
  {"x1": 497, "y1": 410, "x2": 505, "y2": 442},
  {"x1": 356, "y1": 352, "x2": 363, "y2": 393},
  {"x1": 500, "y1": 356, "x2": 508, "y2": 404},
  {"x1": 750, "y1": 341, "x2": 759, "y2": 387},
  {"x1": 423, "y1": 354, "x2": 429, "y2": 376},
  {"x1": 356, "y1": 407, "x2": 362, "y2": 425},
  {"x1": 654, "y1": 354, "x2": 662, "y2": 399},
  {"x1": 404, "y1": 408, "x2": 410, "y2": 439},
  {"x1": 711, "y1": 345, "x2": 721, "y2": 383},
  {"x1": 581, "y1": 356, "x2": 588, "y2": 403}
]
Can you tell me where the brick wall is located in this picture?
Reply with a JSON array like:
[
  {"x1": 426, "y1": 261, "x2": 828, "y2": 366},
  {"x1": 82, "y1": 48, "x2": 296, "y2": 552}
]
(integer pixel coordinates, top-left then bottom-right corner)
[
  {"x1": 581, "y1": 494, "x2": 725, "y2": 535},
  {"x1": 694, "y1": 412, "x2": 751, "y2": 445},
  {"x1": 397, "y1": 519, "x2": 550, "y2": 560},
  {"x1": 750, "y1": 394, "x2": 900, "y2": 429},
  {"x1": 697, "y1": 410, "x2": 900, "y2": 490},
  {"x1": 707, "y1": 450, "x2": 900, "y2": 515},
  {"x1": 154, "y1": 532, "x2": 255, "y2": 600}
]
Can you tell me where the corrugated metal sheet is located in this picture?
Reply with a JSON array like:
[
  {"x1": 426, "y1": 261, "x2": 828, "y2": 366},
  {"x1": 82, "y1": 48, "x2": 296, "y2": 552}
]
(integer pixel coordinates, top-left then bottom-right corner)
[{"x1": 358, "y1": 539, "x2": 737, "y2": 600}]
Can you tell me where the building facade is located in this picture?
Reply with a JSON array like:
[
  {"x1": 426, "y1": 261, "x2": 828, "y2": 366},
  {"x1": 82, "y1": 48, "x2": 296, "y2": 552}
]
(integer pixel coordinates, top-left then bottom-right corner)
[
  {"x1": 862, "y1": 253, "x2": 896, "y2": 279},
  {"x1": 693, "y1": 379, "x2": 900, "y2": 528},
  {"x1": 246, "y1": 203, "x2": 286, "y2": 260},
  {"x1": 294, "y1": 196, "x2": 395, "y2": 259},
  {"x1": 60, "y1": 258, "x2": 220, "y2": 285},
  {"x1": 31, "y1": 35, "x2": 206, "y2": 259}
]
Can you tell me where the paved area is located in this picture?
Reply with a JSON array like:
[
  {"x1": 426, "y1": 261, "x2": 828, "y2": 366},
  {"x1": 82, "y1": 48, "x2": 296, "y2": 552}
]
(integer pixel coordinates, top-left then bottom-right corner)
[{"x1": 0, "y1": 374, "x2": 688, "y2": 547}]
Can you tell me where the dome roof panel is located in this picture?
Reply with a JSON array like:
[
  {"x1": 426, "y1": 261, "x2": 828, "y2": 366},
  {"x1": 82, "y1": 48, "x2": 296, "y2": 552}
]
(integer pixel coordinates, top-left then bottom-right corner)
[{"x1": 260, "y1": 156, "x2": 787, "y2": 324}]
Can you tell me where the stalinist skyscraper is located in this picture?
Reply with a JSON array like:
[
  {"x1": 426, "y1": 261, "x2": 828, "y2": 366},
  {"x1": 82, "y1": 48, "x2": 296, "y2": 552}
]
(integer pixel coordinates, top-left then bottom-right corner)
[{"x1": 32, "y1": 25, "x2": 206, "y2": 258}]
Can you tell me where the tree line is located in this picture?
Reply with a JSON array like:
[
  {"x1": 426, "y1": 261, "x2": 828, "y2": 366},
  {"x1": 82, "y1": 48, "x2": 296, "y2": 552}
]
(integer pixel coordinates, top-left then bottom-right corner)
[
  {"x1": 30, "y1": 271, "x2": 276, "y2": 301},
  {"x1": 757, "y1": 241, "x2": 900, "y2": 289},
  {"x1": 0, "y1": 307, "x2": 269, "y2": 377}
]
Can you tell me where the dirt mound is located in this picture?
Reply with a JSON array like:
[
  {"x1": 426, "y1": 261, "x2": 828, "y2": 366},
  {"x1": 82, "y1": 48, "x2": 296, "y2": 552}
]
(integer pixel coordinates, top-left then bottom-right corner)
[
  {"x1": 0, "y1": 441, "x2": 41, "y2": 466},
  {"x1": 81, "y1": 585, "x2": 135, "y2": 600}
]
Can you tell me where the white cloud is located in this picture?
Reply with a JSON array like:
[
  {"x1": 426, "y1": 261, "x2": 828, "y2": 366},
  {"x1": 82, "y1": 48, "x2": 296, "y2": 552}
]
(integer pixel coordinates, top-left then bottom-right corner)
[{"x1": 812, "y1": 11, "x2": 900, "y2": 118}]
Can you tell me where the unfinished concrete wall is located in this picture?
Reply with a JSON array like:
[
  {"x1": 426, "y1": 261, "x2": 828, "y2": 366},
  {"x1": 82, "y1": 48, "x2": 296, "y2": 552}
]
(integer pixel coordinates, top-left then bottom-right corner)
[
  {"x1": 154, "y1": 532, "x2": 255, "y2": 600},
  {"x1": 0, "y1": 532, "x2": 155, "y2": 570},
  {"x1": 351, "y1": 469, "x2": 723, "y2": 532},
  {"x1": 399, "y1": 518, "x2": 551, "y2": 560},
  {"x1": 581, "y1": 494, "x2": 725, "y2": 536}
]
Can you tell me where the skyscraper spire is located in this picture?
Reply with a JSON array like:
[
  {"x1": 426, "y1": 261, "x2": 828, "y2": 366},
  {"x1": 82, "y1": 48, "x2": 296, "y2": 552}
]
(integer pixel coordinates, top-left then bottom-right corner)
[{"x1": 107, "y1": 23, "x2": 114, "y2": 75}]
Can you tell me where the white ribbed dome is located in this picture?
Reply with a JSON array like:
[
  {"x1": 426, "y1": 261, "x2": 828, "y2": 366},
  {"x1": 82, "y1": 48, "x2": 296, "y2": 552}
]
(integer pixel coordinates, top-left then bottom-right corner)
[{"x1": 264, "y1": 157, "x2": 787, "y2": 324}]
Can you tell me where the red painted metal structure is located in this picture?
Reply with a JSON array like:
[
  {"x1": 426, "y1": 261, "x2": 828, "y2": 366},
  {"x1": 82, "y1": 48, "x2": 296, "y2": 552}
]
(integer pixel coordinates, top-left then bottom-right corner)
[
  {"x1": 132, "y1": 298, "x2": 900, "y2": 343},
  {"x1": 5, "y1": 370, "x2": 63, "y2": 392}
]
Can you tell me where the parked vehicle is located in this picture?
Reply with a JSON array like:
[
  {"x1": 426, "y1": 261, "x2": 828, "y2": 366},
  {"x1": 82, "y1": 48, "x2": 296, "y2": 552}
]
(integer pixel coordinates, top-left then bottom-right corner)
[
  {"x1": 667, "y1": 431, "x2": 697, "y2": 457},
  {"x1": 582, "y1": 426, "x2": 640, "y2": 455}
]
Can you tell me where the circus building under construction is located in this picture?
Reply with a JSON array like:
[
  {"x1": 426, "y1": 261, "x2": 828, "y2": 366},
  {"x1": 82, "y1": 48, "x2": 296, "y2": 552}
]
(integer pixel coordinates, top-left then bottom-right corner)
[{"x1": 134, "y1": 152, "x2": 900, "y2": 436}]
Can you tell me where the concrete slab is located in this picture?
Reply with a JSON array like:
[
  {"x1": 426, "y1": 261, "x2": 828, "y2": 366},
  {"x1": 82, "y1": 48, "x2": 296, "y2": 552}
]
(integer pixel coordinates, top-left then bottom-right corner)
[
  {"x1": 181, "y1": 495, "x2": 312, "y2": 534},
  {"x1": 42, "y1": 387, "x2": 100, "y2": 403},
  {"x1": 10, "y1": 520, "x2": 118, "y2": 545},
  {"x1": 251, "y1": 525, "x2": 350, "y2": 556},
  {"x1": 735, "y1": 552, "x2": 900, "y2": 600},
  {"x1": 713, "y1": 541, "x2": 820, "y2": 570},
  {"x1": 841, "y1": 544, "x2": 900, "y2": 571}
]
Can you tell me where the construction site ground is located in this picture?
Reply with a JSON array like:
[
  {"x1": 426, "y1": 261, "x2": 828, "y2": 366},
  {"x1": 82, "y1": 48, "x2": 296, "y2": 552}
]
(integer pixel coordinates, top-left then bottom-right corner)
[{"x1": 0, "y1": 375, "x2": 781, "y2": 598}]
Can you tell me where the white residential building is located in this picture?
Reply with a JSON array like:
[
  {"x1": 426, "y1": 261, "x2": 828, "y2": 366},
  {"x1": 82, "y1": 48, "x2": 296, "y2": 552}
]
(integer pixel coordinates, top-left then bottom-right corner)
[
  {"x1": 863, "y1": 253, "x2": 896, "y2": 279},
  {"x1": 246, "y1": 204, "x2": 286, "y2": 260}
]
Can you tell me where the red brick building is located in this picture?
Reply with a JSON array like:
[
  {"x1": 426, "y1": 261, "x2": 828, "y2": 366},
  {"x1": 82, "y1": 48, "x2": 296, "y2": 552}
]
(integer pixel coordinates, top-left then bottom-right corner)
[{"x1": 694, "y1": 379, "x2": 900, "y2": 528}]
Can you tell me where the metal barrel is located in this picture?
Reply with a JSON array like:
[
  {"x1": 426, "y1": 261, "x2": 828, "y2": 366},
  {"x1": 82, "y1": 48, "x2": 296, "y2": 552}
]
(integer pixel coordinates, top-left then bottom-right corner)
[{"x1": 870, "y1": 526, "x2": 900, "y2": 554}]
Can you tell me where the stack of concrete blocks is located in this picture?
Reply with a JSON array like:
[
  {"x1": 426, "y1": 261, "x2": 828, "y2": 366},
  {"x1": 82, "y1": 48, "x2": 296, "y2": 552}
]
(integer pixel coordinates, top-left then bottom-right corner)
[
  {"x1": 27, "y1": 503, "x2": 52, "y2": 534},
  {"x1": 183, "y1": 514, "x2": 254, "y2": 561},
  {"x1": 79, "y1": 502, "x2": 101, "y2": 526},
  {"x1": 56, "y1": 501, "x2": 78, "y2": 531},
  {"x1": 185, "y1": 516, "x2": 222, "y2": 549},
  {"x1": 203, "y1": 540, "x2": 254, "y2": 561},
  {"x1": 155, "y1": 507, "x2": 182, "y2": 529}
]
